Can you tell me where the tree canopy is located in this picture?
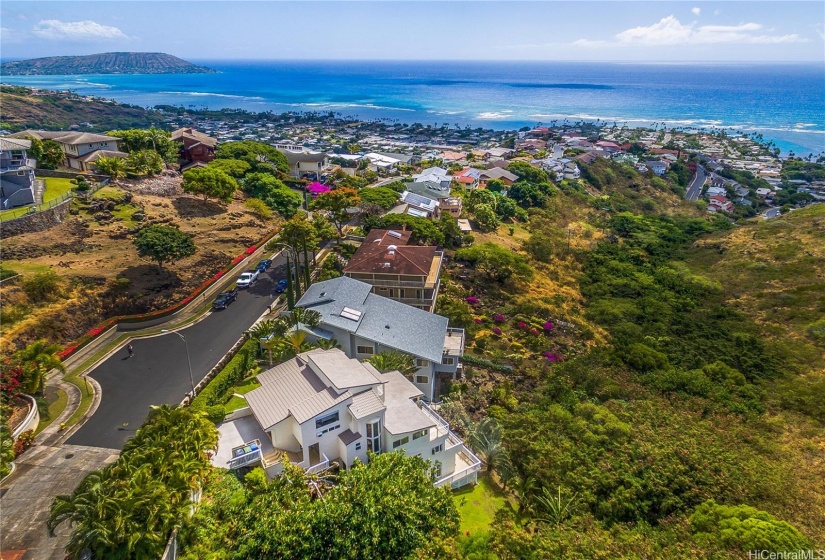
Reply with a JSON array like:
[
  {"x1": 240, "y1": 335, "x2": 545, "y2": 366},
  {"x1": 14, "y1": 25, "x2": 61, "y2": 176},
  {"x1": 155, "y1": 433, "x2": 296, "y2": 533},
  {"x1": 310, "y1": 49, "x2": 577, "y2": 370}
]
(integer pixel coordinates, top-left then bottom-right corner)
[
  {"x1": 216, "y1": 140, "x2": 289, "y2": 174},
  {"x1": 182, "y1": 166, "x2": 238, "y2": 202},
  {"x1": 455, "y1": 242, "x2": 533, "y2": 283},
  {"x1": 309, "y1": 187, "x2": 360, "y2": 235},
  {"x1": 242, "y1": 173, "x2": 302, "y2": 218},
  {"x1": 179, "y1": 452, "x2": 459, "y2": 559},
  {"x1": 134, "y1": 224, "x2": 196, "y2": 269}
]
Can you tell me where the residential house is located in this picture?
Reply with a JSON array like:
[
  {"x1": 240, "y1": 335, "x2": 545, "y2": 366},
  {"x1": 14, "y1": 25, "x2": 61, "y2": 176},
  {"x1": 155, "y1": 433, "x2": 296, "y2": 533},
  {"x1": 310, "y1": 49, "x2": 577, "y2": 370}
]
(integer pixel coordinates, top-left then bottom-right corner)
[
  {"x1": 708, "y1": 195, "x2": 734, "y2": 213},
  {"x1": 215, "y1": 348, "x2": 480, "y2": 488},
  {"x1": 398, "y1": 180, "x2": 461, "y2": 218},
  {"x1": 171, "y1": 127, "x2": 217, "y2": 170},
  {"x1": 755, "y1": 187, "x2": 773, "y2": 197},
  {"x1": 440, "y1": 151, "x2": 466, "y2": 164},
  {"x1": 451, "y1": 167, "x2": 480, "y2": 188},
  {"x1": 486, "y1": 147, "x2": 514, "y2": 159},
  {"x1": 644, "y1": 161, "x2": 669, "y2": 176},
  {"x1": 563, "y1": 161, "x2": 581, "y2": 180},
  {"x1": 0, "y1": 138, "x2": 36, "y2": 209},
  {"x1": 343, "y1": 229, "x2": 443, "y2": 312},
  {"x1": 706, "y1": 186, "x2": 728, "y2": 197},
  {"x1": 395, "y1": 192, "x2": 441, "y2": 219},
  {"x1": 278, "y1": 149, "x2": 330, "y2": 179},
  {"x1": 575, "y1": 152, "x2": 600, "y2": 165},
  {"x1": 11, "y1": 130, "x2": 124, "y2": 171},
  {"x1": 293, "y1": 276, "x2": 465, "y2": 401},
  {"x1": 412, "y1": 167, "x2": 451, "y2": 188},
  {"x1": 478, "y1": 167, "x2": 518, "y2": 187}
]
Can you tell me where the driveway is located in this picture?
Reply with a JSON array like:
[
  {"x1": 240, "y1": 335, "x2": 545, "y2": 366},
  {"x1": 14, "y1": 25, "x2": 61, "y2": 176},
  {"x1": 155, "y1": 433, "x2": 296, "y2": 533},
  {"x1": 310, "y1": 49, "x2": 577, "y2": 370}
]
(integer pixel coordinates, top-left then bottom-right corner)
[
  {"x1": 0, "y1": 444, "x2": 119, "y2": 559},
  {"x1": 65, "y1": 255, "x2": 286, "y2": 450}
]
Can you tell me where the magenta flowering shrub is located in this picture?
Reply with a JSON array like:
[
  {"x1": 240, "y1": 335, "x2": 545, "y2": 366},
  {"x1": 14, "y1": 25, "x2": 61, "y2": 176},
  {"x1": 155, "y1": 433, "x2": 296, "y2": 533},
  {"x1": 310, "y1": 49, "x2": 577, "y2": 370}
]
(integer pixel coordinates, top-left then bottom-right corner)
[
  {"x1": 542, "y1": 351, "x2": 560, "y2": 362},
  {"x1": 466, "y1": 296, "x2": 479, "y2": 305},
  {"x1": 543, "y1": 321, "x2": 554, "y2": 332},
  {"x1": 492, "y1": 327, "x2": 502, "y2": 335},
  {"x1": 530, "y1": 329, "x2": 541, "y2": 336},
  {"x1": 473, "y1": 318, "x2": 483, "y2": 324},
  {"x1": 493, "y1": 313, "x2": 506, "y2": 323},
  {"x1": 517, "y1": 321, "x2": 528, "y2": 330}
]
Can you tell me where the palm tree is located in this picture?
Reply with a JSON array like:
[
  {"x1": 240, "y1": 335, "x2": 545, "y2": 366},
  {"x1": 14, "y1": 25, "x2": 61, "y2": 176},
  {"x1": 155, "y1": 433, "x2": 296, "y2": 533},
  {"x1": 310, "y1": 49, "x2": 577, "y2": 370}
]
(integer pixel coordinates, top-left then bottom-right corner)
[
  {"x1": 315, "y1": 338, "x2": 341, "y2": 351},
  {"x1": 285, "y1": 308, "x2": 321, "y2": 330},
  {"x1": 469, "y1": 417, "x2": 511, "y2": 476},
  {"x1": 249, "y1": 319, "x2": 289, "y2": 365},
  {"x1": 364, "y1": 350, "x2": 417, "y2": 377},
  {"x1": 16, "y1": 339, "x2": 65, "y2": 394},
  {"x1": 279, "y1": 330, "x2": 311, "y2": 358},
  {"x1": 95, "y1": 156, "x2": 127, "y2": 184}
]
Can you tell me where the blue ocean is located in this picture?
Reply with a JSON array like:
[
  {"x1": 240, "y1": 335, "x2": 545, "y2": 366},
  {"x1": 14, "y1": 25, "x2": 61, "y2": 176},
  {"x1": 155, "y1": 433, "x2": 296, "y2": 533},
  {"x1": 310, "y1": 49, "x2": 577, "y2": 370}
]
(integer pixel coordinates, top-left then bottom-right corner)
[{"x1": 2, "y1": 60, "x2": 823, "y2": 155}]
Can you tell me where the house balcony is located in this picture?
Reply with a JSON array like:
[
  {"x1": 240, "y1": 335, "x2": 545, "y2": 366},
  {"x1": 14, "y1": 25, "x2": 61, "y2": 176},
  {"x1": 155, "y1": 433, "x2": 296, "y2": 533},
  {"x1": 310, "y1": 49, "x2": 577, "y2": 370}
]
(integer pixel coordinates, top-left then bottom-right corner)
[
  {"x1": 418, "y1": 401, "x2": 463, "y2": 451},
  {"x1": 443, "y1": 328, "x2": 465, "y2": 357},
  {"x1": 435, "y1": 445, "x2": 482, "y2": 489}
]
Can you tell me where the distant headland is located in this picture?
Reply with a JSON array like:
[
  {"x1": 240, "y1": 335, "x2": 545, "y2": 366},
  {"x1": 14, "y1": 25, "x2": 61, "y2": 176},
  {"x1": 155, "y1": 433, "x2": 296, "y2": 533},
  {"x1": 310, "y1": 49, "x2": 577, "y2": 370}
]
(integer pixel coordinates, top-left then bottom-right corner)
[{"x1": 0, "y1": 52, "x2": 217, "y2": 75}]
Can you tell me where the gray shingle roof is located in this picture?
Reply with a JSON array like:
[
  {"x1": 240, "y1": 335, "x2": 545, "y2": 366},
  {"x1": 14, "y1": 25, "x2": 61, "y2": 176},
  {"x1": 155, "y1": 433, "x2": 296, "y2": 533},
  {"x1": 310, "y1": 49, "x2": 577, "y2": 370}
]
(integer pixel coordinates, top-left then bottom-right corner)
[{"x1": 296, "y1": 277, "x2": 449, "y2": 363}]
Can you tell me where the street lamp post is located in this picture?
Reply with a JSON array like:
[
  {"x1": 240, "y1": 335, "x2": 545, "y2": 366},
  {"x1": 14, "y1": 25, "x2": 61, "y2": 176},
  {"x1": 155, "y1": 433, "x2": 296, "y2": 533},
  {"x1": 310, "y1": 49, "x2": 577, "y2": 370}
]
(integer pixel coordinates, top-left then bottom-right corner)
[{"x1": 162, "y1": 329, "x2": 196, "y2": 398}]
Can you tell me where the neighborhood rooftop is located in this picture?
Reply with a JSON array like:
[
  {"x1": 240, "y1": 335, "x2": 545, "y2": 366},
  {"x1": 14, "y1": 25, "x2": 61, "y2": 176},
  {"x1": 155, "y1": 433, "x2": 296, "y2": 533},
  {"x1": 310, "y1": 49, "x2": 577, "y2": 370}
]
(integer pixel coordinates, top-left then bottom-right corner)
[{"x1": 296, "y1": 276, "x2": 449, "y2": 363}]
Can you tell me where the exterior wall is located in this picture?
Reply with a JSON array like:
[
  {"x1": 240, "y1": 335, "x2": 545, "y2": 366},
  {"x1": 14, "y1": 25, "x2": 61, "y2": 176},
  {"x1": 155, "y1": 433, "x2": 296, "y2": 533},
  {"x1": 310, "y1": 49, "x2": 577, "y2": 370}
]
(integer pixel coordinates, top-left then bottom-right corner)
[
  {"x1": 298, "y1": 400, "x2": 351, "y2": 465},
  {"x1": 0, "y1": 197, "x2": 72, "y2": 238},
  {"x1": 73, "y1": 140, "x2": 117, "y2": 158},
  {"x1": 269, "y1": 417, "x2": 302, "y2": 453}
]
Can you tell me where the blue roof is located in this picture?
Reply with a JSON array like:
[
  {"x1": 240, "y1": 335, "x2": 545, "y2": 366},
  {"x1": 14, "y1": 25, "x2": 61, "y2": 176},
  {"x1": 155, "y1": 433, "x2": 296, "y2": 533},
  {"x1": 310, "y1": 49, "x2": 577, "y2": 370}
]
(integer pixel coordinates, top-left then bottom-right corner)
[{"x1": 296, "y1": 277, "x2": 448, "y2": 363}]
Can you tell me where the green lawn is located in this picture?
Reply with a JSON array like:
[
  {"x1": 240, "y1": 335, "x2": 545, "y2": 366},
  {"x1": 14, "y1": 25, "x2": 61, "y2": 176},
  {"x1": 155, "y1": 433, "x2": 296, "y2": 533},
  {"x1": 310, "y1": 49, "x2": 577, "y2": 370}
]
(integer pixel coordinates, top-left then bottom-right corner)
[
  {"x1": 224, "y1": 377, "x2": 261, "y2": 413},
  {"x1": 452, "y1": 472, "x2": 510, "y2": 534},
  {"x1": 35, "y1": 387, "x2": 68, "y2": 435},
  {"x1": 0, "y1": 176, "x2": 77, "y2": 220}
]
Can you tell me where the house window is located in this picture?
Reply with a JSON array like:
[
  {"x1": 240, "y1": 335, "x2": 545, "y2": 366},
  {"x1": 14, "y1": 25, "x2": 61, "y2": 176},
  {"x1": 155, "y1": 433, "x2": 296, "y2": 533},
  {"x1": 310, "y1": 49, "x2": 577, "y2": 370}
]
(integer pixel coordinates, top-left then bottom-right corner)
[
  {"x1": 442, "y1": 357, "x2": 455, "y2": 366},
  {"x1": 315, "y1": 411, "x2": 339, "y2": 430},
  {"x1": 413, "y1": 429, "x2": 429, "y2": 440},
  {"x1": 355, "y1": 442, "x2": 362, "y2": 451},
  {"x1": 433, "y1": 463, "x2": 442, "y2": 478},
  {"x1": 356, "y1": 345, "x2": 374, "y2": 355},
  {"x1": 366, "y1": 419, "x2": 381, "y2": 453},
  {"x1": 392, "y1": 436, "x2": 410, "y2": 449},
  {"x1": 415, "y1": 359, "x2": 429, "y2": 368},
  {"x1": 415, "y1": 375, "x2": 428, "y2": 385},
  {"x1": 399, "y1": 289, "x2": 405, "y2": 298},
  {"x1": 431, "y1": 443, "x2": 444, "y2": 455}
]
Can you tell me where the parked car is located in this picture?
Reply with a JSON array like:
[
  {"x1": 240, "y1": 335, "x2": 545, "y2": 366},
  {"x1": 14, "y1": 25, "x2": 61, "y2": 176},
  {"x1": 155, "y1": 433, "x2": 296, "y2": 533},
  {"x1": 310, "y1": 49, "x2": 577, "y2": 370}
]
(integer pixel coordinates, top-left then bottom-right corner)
[
  {"x1": 212, "y1": 288, "x2": 238, "y2": 310},
  {"x1": 236, "y1": 270, "x2": 259, "y2": 288},
  {"x1": 256, "y1": 259, "x2": 272, "y2": 272},
  {"x1": 275, "y1": 279, "x2": 288, "y2": 293}
]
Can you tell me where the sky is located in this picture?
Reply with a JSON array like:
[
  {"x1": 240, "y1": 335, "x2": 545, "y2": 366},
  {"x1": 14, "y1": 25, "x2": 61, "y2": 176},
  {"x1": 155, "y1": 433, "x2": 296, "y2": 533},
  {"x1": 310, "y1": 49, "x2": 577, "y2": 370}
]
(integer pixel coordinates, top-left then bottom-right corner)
[{"x1": 1, "y1": 1, "x2": 823, "y2": 62}]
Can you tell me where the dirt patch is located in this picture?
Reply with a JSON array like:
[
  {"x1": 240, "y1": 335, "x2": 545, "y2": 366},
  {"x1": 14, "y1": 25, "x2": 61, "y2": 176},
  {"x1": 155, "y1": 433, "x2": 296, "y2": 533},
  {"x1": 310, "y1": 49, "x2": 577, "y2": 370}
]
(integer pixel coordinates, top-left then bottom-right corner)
[
  {"x1": 7, "y1": 395, "x2": 31, "y2": 432},
  {"x1": 1, "y1": 178, "x2": 279, "y2": 353}
]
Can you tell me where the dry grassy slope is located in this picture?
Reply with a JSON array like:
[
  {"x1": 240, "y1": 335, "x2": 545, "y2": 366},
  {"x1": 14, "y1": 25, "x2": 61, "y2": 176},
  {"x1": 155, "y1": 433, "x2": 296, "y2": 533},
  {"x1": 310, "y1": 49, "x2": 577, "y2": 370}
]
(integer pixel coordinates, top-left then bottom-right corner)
[
  {"x1": 0, "y1": 86, "x2": 163, "y2": 132},
  {"x1": 687, "y1": 204, "x2": 825, "y2": 371},
  {"x1": 0, "y1": 178, "x2": 277, "y2": 352}
]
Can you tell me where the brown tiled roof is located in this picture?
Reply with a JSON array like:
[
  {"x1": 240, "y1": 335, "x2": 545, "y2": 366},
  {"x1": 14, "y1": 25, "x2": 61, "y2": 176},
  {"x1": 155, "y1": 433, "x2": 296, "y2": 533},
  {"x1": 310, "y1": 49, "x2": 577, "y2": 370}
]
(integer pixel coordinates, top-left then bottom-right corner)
[
  {"x1": 171, "y1": 128, "x2": 218, "y2": 147},
  {"x1": 344, "y1": 229, "x2": 437, "y2": 276}
]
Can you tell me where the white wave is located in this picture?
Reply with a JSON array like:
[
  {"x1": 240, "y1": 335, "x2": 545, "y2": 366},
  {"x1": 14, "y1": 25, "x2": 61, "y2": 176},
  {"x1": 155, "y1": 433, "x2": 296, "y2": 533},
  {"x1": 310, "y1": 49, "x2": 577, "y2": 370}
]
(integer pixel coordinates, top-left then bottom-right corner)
[
  {"x1": 477, "y1": 110, "x2": 514, "y2": 120},
  {"x1": 157, "y1": 91, "x2": 265, "y2": 100}
]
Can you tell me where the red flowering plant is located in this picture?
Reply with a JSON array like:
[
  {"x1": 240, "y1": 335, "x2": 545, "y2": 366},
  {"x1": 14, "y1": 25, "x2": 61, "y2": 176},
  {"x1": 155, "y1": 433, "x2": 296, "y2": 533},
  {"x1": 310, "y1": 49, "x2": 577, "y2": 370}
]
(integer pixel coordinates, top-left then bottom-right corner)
[
  {"x1": 0, "y1": 357, "x2": 24, "y2": 405},
  {"x1": 493, "y1": 313, "x2": 506, "y2": 323}
]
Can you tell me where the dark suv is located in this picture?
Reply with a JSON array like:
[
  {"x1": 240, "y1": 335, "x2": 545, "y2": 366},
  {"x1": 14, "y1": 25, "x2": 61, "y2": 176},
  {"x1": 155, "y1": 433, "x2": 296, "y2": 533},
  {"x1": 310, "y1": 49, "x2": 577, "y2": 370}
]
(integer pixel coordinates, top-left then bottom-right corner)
[{"x1": 212, "y1": 288, "x2": 238, "y2": 310}]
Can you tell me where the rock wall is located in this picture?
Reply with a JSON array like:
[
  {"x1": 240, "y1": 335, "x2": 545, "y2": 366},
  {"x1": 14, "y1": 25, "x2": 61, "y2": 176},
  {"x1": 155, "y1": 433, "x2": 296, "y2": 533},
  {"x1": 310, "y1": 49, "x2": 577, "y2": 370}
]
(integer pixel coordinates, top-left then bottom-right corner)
[{"x1": 0, "y1": 198, "x2": 72, "y2": 238}]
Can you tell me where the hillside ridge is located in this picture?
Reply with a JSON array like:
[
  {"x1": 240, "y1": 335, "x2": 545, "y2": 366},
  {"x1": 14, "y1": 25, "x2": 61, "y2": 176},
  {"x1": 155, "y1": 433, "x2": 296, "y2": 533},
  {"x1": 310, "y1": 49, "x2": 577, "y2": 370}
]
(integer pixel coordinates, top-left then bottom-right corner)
[{"x1": 1, "y1": 52, "x2": 216, "y2": 75}]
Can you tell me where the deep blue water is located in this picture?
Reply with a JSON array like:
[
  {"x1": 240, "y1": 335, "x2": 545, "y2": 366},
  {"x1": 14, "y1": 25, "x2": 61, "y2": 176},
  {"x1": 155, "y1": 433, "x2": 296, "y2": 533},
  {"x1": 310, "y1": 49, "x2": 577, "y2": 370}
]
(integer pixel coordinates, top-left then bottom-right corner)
[{"x1": 2, "y1": 60, "x2": 823, "y2": 155}]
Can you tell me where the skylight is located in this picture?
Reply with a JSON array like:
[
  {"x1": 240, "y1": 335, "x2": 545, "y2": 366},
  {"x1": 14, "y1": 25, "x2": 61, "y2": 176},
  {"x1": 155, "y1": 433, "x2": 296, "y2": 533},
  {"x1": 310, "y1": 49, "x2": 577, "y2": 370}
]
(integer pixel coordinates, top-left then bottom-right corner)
[
  {"x1": 340, "y1": 307, "x2": 363, "y2": 321},
  {"x1": 387, "y1": 230, "x2": 402, "y2": 238}
]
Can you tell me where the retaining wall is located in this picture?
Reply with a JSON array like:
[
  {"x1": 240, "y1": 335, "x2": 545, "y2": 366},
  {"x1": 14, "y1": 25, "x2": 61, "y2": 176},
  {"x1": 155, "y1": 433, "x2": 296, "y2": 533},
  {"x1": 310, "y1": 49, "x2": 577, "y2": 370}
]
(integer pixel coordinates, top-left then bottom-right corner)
[
  {"x1": 0, "y1": 199, "x2": 72, "y2": 237},
  {"x1": 12, "y1": 394, "x2": 40, "y2": 439}
]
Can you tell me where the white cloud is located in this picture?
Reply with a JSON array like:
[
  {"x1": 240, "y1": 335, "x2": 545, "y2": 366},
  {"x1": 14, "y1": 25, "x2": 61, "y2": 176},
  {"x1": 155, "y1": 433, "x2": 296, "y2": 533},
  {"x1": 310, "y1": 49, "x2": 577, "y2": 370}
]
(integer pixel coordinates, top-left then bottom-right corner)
[
  {"x1": 32, "y1": 19, "x2": 128, "y2": 41},
  {"x1": 577, "y1": 16, "x2": 805, "y2": 48},
  {"x1": 691, "y1": 7, "x2": 701, "y2": 16}
]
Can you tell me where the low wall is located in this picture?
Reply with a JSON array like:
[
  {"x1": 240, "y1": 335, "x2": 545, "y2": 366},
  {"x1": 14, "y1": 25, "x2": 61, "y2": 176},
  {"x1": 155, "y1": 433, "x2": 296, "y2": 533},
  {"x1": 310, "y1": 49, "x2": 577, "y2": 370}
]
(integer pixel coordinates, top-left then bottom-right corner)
[
  {"x1": 12, "y1": 394, "x2": 40, "y2": 439},
  {"x1": 224, "y1": 406, "x2": 253, "y2": 422},
  {"x1": 35, "y1": 169, "x2": 109, "y2": 182},
  {"x1": 0, "y1": 198, "x2": 72, "y2": 237}
]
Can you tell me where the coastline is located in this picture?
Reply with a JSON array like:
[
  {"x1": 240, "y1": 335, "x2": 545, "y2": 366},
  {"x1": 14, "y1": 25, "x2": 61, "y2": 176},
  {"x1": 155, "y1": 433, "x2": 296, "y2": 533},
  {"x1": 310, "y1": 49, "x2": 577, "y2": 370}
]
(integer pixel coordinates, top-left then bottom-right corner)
[{"x1": 2, "y1": 60, "x2": 823, "y2": 156}]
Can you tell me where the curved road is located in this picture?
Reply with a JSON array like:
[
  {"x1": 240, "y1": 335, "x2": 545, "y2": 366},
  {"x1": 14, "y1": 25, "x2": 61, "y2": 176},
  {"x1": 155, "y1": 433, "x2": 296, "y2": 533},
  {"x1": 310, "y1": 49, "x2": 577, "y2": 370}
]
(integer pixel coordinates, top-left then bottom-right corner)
[
  {"x1": 66, "y1": 254, "x2": 286, "y2": 450},
  {"x1": 686, "y1": 164, "x2": 706, "y2": 201}
]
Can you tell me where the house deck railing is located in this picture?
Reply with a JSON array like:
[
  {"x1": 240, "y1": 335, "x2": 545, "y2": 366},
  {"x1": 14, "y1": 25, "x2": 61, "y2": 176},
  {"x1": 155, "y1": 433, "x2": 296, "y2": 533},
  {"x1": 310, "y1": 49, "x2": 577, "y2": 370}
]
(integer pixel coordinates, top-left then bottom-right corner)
[
  {"x1": 228, "y1": 440, "x2": 263, "y2": 469},
  {"x1": 435, "y1": 445, "x2": 482, "y2": 489},
  {"x1": 305, "y1": 453, "x2": 330, "y2": 475}
]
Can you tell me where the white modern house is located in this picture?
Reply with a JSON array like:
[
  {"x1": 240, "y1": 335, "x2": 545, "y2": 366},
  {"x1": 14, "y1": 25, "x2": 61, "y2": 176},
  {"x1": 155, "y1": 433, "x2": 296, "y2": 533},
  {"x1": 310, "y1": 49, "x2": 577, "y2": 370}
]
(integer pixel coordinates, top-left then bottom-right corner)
[
  {"x1": 213, "y1": 348, "x2": 480, "y2": 488},
  {"x1": 0, "y1": 138, "x2": 36, "y2": 209},
  {"x1": 293, "y1": 276, "x2": 464, "y2": 401}
]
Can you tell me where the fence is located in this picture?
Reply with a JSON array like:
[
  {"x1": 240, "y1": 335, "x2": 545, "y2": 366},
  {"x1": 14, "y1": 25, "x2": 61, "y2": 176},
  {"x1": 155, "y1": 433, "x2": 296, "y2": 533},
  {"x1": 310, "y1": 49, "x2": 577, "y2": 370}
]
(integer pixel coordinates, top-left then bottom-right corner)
[{"x1": 0, "y1": 178, "x2": 108, "y2": 223}]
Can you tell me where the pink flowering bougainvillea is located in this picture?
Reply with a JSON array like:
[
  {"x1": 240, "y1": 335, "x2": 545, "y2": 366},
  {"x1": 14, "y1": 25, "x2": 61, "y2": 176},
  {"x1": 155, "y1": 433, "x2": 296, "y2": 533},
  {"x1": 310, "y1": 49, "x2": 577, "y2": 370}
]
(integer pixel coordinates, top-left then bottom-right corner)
[
  {"x1": 530, "y1": 329, "x2": 541, "y2": 336},
  {"x1": 543, "y1": 351, "x2": 559, "y2": 362},
  {"x1": 466, "y1": 296, "x2": 479, "y2": 305},
  {"x1": 517, "y1": 321, "x2": 528, "y2": 330},
  {"x1": 473, "y1": 318, "x2": 483, "y2": 324},
  {"x1": 493, "y1": 313, "x2": 506, "y2": 323},
  {"x1": 543, "y1": 321, "x2": 554, "y2": 332},
  {"x1": 492, "y1": 327, "x2": 502, "y2": 336}
]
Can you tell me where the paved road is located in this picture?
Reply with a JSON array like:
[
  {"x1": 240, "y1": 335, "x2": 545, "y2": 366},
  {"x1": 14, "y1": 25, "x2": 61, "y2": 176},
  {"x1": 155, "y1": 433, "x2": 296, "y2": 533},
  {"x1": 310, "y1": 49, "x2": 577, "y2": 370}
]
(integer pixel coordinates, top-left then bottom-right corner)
[
  {"x1": 66, "y1": 254, "x2": 286, "y2": 450},
  {"x1": 686, "y1": 164, "x2": 706, "y2": 201}
]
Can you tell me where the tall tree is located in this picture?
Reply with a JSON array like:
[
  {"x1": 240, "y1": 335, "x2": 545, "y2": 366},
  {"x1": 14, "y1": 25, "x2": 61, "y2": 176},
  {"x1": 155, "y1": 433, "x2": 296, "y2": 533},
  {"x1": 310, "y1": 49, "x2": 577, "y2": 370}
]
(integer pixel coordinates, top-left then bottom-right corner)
[
  {"x1": 94, "y1": 156, "x2": 127, "y2": 183},
  {"x1": 134, "y1": 224, "x2": 196, "y2": 270},
  {"x1": 309, "y1": 187, "x2": 360, "y2": 235}
]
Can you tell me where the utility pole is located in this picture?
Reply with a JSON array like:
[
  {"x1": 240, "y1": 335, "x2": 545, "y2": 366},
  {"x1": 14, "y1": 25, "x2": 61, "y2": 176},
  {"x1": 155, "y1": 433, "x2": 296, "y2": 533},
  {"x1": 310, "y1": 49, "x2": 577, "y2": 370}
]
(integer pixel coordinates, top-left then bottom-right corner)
[{"x1": 285, "y1": 254, "x2": 295, "y2": 310}]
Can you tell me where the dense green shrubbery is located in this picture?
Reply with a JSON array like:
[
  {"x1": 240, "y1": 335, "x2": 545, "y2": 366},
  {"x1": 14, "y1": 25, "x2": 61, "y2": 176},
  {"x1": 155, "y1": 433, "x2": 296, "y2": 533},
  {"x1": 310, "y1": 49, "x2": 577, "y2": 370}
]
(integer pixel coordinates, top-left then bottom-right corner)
[{"x1": 190, "y1": 339, "x2": 257, "y2": 413}]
